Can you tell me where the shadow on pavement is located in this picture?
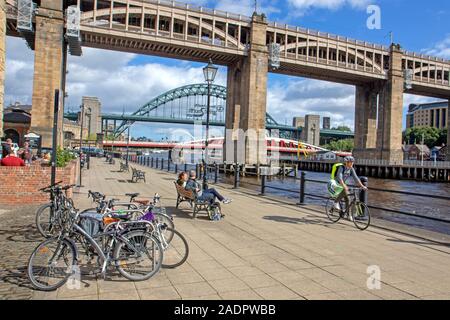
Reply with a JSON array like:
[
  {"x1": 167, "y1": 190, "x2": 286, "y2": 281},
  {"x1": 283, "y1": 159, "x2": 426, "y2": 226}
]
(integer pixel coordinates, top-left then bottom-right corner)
[{"x1": 0, "y1": 223, "x2": 42, "y2": 243}]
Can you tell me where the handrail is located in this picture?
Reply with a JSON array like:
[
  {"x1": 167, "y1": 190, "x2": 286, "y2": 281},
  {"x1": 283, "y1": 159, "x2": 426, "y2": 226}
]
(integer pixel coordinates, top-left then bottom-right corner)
[{"x1": 141, "y1": 157, "x2": 450, "y2": 225}]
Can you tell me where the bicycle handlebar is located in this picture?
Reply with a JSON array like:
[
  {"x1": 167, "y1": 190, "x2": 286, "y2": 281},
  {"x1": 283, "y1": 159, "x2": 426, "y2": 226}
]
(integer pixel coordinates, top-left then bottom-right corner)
[{"x1": 39, "y1": 181, "x2": 63, "y2": 192}]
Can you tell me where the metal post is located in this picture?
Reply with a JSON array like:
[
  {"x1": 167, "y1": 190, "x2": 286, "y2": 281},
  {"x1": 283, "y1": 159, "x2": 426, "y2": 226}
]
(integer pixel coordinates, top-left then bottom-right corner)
[
  {"x1": 203, "y1": 80, "x2": 212, "y2": 190},
  {"x1": 151, "y1": 157, "x2": 154, "y2": 168},
  {"x1": 175, "y1": 163, "x2": 178, "y2": 173},
  {"x1": 78, "y1": 103, "x2": 84, "y2": 187},
  {"x1": 261, "y1": 174, "x2": 266, "y2": 195},
  {"x1": 196, "y1": 163, "x2": 199, "y2": 178},
  {"x1": 156, "y1": 158, "x2": 159, "y2": 168},
  {"x1": 161, "y1": 159, "x2": 164, "y2": 170},
  {"x1": 233, "y1": 163, "x2": 240, "y2": 189},
  {"x1": 184, "y1": 163, "x2": 187, "y2": 173},
  {"x1": 50, "y1": 89, "x2": 60, "y2": 187},
  {"x1": 299, "y1": 171, "x2": 306, "y2": 204},
  {"x1": 360, "y1": 176, "x2": 369, "y2": 205},
  {"x1": 126, "y1": 126, "x2": 130, "y2": 167},
  {"x1": 214, "y1": 163, "x2": 218, "y2": 183},
  {"x1": 167, "y1": 159, "x2": 171, "y2": 172}
]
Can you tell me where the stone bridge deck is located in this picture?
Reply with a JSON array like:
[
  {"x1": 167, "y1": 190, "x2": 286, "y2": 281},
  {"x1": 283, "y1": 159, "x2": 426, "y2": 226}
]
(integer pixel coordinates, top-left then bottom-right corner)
[{"x1": 2, "y1": 158, "x2": 450, "y2": 300}]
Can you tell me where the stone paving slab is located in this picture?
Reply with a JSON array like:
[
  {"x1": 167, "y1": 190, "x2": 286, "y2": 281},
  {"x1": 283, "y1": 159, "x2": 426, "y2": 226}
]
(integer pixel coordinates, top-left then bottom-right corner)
[{"x1": 1, "y1": 158, "x2": 450, "y2": 300}]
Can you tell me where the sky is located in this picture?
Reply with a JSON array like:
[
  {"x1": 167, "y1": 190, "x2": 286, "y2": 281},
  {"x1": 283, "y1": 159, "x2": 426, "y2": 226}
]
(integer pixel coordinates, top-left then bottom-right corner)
[{"x1": 4, "y1": 0, "x2": 450, "y2": 140}]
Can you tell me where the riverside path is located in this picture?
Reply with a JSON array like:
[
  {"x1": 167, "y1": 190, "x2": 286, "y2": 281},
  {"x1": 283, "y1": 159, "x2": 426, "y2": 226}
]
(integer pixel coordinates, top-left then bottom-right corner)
[{"x1": 1, "y1": 158, "x2": 450, "y2": 300}]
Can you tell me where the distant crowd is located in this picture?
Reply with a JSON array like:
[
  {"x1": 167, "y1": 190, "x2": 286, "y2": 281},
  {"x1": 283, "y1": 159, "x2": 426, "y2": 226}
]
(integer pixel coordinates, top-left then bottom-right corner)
[{"x1": 0, "y1": 138, "x2": 37, "y2": 167}]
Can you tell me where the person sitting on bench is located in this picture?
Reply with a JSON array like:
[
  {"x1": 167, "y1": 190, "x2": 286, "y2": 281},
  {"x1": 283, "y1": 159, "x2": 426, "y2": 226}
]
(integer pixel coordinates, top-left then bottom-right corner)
[
  {"x1": 177, "y1": 172, "x2": 188, "y2": 188},
  {"x1": 185, "y1": 170, "x2": 232, "y2": 205}
]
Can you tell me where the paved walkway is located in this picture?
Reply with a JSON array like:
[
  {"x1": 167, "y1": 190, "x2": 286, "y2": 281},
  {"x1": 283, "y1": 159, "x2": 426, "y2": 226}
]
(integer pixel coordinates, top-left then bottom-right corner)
[{"x1": 2, "y1": 158, "x2": 450, "y2": 300}]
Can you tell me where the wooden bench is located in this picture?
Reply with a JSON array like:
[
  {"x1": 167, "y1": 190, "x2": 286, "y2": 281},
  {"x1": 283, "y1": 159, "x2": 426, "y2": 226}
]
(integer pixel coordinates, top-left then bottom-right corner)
[
  {"x1": 120, "y1": 162, "x2": 129, "y2": 172},
  {"x1": 174, "y1": 181, "x2": 216, "y2": 219},
  {"x1": 131, "y1": 167, "x2": 146, "y2": 183}
]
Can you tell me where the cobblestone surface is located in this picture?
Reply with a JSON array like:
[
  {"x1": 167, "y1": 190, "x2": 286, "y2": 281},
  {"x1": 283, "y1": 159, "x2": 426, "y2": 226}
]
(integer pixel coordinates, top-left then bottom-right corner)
[{"x1": 0, "y1": 205, "x2": 42, "y2": 300}]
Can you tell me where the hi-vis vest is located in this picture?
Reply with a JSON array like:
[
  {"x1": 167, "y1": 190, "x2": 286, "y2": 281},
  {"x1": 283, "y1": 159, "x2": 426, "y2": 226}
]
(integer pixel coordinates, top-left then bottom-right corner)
[{"x1": 331, "y1": 163, "x2": 344, "y2": 180}]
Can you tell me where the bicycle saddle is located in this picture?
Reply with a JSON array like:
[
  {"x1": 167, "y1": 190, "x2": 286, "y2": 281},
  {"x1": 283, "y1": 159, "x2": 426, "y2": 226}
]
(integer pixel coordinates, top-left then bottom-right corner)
[{"x1": 126, "y1": 193, "x2": 140, "y2": 198}]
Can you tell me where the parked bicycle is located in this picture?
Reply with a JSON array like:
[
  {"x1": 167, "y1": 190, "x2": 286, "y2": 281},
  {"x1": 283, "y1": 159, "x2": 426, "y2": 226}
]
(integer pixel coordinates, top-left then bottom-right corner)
[
  {"x1": 35, "y1": 182, "x2": 77, "y2": 238},
  {"x1": 83, "y1": 191, "x2": 188, "y2": 268},
  {"x1": 28, "y1": 201, "x2": 164, "y2": 291},
  {"x1": 325, "y1": 187, "x2": 371, "y2": 230}
]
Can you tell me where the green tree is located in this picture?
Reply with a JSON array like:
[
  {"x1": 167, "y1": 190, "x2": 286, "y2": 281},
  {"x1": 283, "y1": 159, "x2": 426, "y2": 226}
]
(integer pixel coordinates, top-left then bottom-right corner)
[
  {"x1": 403, "y1": 127, "x2": 442, "y2": 147},
  {"x1": 436, "y1": 128, "x2": 448, "y2": 147},
  {"x1": 324, "y1": 139, "x2": 354, "y2": 152},
  {"x1": 331, "y1": 126, "x2": 352, "y2": 132}
]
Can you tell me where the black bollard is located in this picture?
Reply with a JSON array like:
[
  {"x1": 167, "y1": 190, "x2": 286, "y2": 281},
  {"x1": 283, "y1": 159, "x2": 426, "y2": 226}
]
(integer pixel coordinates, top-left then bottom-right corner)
[
  {"x1": 151, "y1": 157, "x2": 154, "y2": 168},
  {"x1": 233, "y1": 163, "x2": 240, "y2": 189},
  {"x1": 167, "y1": 160, "x2": 171, "y2": 172},
  {"x1": 214, "y1": 163, "x2": 218, "y2": 184},
  {"x1": 261, "y1": 174, "x2": 266, "y2": 195},
  {"x1": 196, "y1": 164, "x2": 199, "y2": 178},
  {"x1": 299, "y1": 171, "x2": 306, "y2": 205},
  {"x1": 175, "y1": 163, "x2": 178, "y2": 173},
  {"x1": 184, "y1": 163, "x2": 188, "y2": 173},
  {"x1": 360, "y1": 176, "x2": 369, "y2": 205}
]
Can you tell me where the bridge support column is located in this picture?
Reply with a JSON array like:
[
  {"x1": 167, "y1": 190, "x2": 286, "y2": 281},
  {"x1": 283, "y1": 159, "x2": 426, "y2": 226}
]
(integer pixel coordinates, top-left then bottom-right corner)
[
  {"x1": 30, "y1": 0, "x2": 65, "y2": 148},
  {"x1": 224, "y1": 13, "x2": 268, "y2": 165},
  {"x1": 353, "y1": 84, "x2": 378, "y2": 159},
  {"x1": 0, "y1": 0, "x2": 5, "y2": 138},
  {"x1": 376, "y1": 44, "x2": 404, "y2": 164}
]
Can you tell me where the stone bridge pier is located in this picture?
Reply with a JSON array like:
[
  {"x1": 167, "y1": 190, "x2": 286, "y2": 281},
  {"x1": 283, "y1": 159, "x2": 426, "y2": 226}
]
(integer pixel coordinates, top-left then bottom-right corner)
[
  {"x1": 354, "y1": 44, "x2": 405, "y2": 164},
  {"x1": 29, "y1": 0, "x2": 65, "y2": 148},
  {"x1": 225, "y1": 13, "x2": 268, "y2": 166}
]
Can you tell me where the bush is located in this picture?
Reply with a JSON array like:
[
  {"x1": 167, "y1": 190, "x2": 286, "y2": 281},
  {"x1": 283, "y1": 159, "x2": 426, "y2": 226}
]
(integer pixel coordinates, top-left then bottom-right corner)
[
  {"x1": 324, "y1": 139, "x2": 354, "y2": 152},
  {"x1": 56, "y1": 147, "x2": 76, "y2": 167}
]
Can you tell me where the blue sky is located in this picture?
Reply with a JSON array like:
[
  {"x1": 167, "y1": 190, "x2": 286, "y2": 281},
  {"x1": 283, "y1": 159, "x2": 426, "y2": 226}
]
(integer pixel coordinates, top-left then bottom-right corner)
[{"x1": 4, "y1": 0, "x2": 450, "y2": 140}]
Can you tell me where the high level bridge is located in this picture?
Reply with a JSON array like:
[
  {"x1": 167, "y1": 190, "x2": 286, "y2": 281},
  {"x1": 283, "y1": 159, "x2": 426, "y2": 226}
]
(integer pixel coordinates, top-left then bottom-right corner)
[{"x1": 1, "y1": 0, "x2": 449, "y2": 165}]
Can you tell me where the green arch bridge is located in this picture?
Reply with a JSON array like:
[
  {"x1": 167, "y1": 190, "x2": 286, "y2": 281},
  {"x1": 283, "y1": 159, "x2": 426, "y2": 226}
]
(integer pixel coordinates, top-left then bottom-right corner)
[{"x1": 64, "y1": 84, "x2": 354, "y2": 141}]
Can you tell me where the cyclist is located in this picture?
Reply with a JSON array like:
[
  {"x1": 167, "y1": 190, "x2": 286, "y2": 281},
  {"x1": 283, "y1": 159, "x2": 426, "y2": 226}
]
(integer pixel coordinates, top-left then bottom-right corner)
[{"x1": 328, "y1": 156, "x2": 367, "y2": 216}]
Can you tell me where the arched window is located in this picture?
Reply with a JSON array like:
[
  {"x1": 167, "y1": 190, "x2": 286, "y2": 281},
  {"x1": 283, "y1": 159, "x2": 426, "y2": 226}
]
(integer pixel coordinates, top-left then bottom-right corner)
[{"x1": 4, "y1": 129, "x2": 20, "y2": 144}]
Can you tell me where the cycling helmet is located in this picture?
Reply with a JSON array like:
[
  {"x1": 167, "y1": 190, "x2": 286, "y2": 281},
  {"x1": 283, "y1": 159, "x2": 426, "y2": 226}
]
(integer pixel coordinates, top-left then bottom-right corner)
[{"x1": 344, "y1": 156, "x2": 355, "y2": 163}]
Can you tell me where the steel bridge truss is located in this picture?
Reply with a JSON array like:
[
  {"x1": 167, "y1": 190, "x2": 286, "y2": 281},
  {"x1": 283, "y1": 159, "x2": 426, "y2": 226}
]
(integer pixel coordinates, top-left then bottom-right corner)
[{"x1": 113, "y1": 83, "x2": 287, "y2": 138}]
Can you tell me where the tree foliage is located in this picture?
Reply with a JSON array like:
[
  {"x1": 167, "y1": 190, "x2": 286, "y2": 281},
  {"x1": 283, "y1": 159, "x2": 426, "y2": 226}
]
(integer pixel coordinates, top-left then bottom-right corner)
[
  {"x1": 324, "y1": 139, "x2": 354, "y2": 152},
  {"x1": 331, "y1": 126, "x2": 352, "y2": 132},
  {"x1": 403, "y1": 127, "x2": 446, "y2": 147}
]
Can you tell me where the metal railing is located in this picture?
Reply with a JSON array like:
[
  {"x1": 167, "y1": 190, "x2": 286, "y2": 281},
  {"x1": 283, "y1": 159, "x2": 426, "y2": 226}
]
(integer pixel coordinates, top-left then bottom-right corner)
[{"x1": 128, "y1": 156, "x2": 450, "y2": 226}]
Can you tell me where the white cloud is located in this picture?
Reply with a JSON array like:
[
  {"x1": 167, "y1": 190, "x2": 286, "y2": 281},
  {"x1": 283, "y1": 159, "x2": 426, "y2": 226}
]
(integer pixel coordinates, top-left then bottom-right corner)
[
  {"x1": 66, "y1": 48, "x2": 227, "y2": 113},
  {"x1": 423, "y1": 34, "x2": 450, "y2": 59},
  {"x1": 267, "y1": 78, "x2": 356, "y2": 130},
  {"x1": 4, "y1": 37, "x2": 35, "y2": 106}
]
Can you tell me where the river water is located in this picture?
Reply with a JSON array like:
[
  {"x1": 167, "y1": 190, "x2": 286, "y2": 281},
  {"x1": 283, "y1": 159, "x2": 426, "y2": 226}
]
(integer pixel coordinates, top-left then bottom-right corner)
[{"x1": 142, "y1": 153, "x2": 450, "y2": 235}]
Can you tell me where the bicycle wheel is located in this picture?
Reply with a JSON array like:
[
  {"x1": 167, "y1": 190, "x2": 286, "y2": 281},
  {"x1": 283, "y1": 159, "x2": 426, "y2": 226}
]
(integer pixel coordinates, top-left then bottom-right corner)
[
  {"x1": 161, "y1": 228, "x2": 189, "y2": 269},
  {"x1": 27, "y1": 238, "x2": 77, "y2": 291},
  {"x1": 114, "y1": 230, "x2": 163, "y2": 281},
  {"x1": 325, "y1": 198, "x2": 341, "y2": 223},
  {"x1": 351, "y1": 202, "x2": 371, "y2": 231},
  {"x1": 36, "y1": 204, "x2": 62, "y2": 238},
  {"x1": 154, "y1": 212, "x2": 175, "y2": 244}
]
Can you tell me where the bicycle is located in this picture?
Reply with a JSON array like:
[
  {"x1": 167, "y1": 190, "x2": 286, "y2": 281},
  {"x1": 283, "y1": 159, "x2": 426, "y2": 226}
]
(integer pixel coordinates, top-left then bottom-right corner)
[
  {"x1": 83, "y1": 192, "x2": 188, "y2": 269},
  {"x1": 28, "y1": 202, "x2": 164, "y2": 291},
  {"x1": 325, "y1": 187, "x2": 371, "y2": 230},
  {"x1": 35, "y1": 182, "x2": 77, "y2": 238}
]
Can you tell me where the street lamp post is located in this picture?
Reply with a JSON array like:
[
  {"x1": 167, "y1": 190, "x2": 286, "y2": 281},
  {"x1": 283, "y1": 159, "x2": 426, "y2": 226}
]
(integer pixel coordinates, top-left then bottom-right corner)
[
  {"x1": 78, "y1": 104, "x2": 85, "y2": 187},
  {"x1": 85, "y1": 107, "x2": 92, "y2": 170},
  {"x1": 126, "y1": 125, "x2": 130, "y2": 166},
  {"x1": 202, "y1": 59, "x2": 218, "y2": 190}
]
